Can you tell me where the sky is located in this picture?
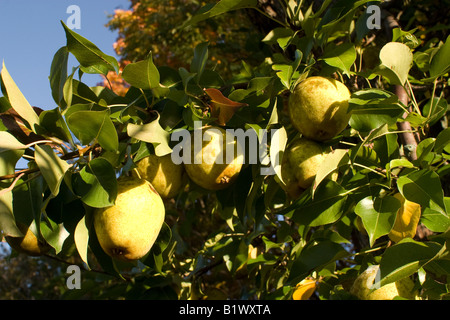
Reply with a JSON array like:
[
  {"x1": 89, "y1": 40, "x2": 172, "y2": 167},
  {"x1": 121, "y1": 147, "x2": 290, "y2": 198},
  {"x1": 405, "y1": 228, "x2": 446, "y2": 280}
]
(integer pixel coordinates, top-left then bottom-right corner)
[{"x1": 0, "y1": 0, "x2": 131, "y2": 111}]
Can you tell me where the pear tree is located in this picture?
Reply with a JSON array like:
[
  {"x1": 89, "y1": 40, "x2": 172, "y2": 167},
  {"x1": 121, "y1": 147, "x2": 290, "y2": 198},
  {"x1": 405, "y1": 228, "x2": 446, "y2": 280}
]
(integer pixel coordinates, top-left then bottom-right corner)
[{"x1": 0, "y1": 0, "x2": 450, "y2": 300}]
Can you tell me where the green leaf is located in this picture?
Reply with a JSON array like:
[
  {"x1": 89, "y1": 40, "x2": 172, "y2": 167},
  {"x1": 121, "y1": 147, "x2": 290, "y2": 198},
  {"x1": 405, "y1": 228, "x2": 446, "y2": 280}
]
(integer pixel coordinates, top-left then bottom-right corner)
[
  {"x1": 0, "y1": 190, "x2": 22, "y2": 237},
  {"x1": 435, "y1": 127, "x2": 450, "y2": 154},
  {"x1": 429, "y1": 35, "x2": 450, "y2": 79},
  {"x1": 374, "y1": 42, "x2": 413, "y2": 85},
  {"x1": 1, "y1": 62, "x2": 40, "y2": 131},
  {"x1": 355, "y1": 195, "x2": 401, "y2": 247},
  {"x1": 61, "y1": 21, "x2": 119, "y2": 75},
  {"x1": 72, "y1": 158, "x2": 118, "y2": 208},
  {"x1": 288, "y1": 240, "x2": 349, "y2": 284},
  {"x1": 181, "y1": 0, "x2": 257, "y2": 28},
  {"x1": 313, "y1": 148, "x2": 350, "y2": 194},
  {"x1": 349, "y1": 89, "x2": 403, "y2": 132},
  {"x1": 38, "y1": 108, "x2": 74, "y2": 145},
  {"x1": 377, "y1": 238, "x2": 444, "y2": 287},
  {"x1": 74, "y1": 215, "x2": 90, "y2": 266},
  {"x1": 397, "y1": 169, "x2": 447, "y2": 216},
  {"x1": 40, "y1": 218, "x2": 70, "y2": 255},
  {"x1": 127, "y1": 117, "x2": 172, "y2": 157},
  {"x1": 0, "y1": 150, "x2": 24, "y2": 178},
  {"x1": 49, "y1": 46, "x2": 69, "y2": 106},
  {"x1": 122, "y1": 52, "x2": 161, "y2": 90},
  {"x1": 320, "y1": 43, "x2": 356, "y2": 75},
  {"x1": 0, "y1": 131, "x2": 26, "y2": 152},
  {"x1": 35, "y1": 145, "x2": 70, "y2": 197},
  {"x1": 291, "y1": 180, "x2": 348, "y2": 227},
  {"x1": 269, "y1": 125, "x2": 287, "y2": 185},
  {"x1": 66, "y1": 109, "x2": 119, "y2": 152},
  {"x1": 191, "y1": 42, "x2": 209, "y2": 83}
]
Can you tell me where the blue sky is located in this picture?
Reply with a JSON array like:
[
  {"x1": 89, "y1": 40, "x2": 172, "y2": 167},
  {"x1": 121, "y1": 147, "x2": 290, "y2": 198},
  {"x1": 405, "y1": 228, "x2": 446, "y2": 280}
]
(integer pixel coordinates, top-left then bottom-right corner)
[{"x1": 0, "y1": 0, "x2": 130, "y2": 111}]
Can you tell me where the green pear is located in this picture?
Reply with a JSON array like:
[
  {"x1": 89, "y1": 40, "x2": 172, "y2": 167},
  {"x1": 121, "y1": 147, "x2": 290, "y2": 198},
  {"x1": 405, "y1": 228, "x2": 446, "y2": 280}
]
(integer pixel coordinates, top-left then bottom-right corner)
[
  {"x1": 184, "y1": 126, "x2": 244, "y2": 191},
  {"x1": 280, "y1": 137, "x2": 328, "y2": 194},
  {"x1": 135, "y1": 154, "x2": 185, "y2": 199},
  {"x1": 5, "y1": 222, "x2": 50, "y2": 256},
  {"x1": 289, "y1": 76, "x2": 351, "y2": 141},
  {"x1": 350, "y1": 265, "x2": 417, "y2": 300},
  {"x1": 94, "y1": 176, "x2": 165, "y2": 262}
]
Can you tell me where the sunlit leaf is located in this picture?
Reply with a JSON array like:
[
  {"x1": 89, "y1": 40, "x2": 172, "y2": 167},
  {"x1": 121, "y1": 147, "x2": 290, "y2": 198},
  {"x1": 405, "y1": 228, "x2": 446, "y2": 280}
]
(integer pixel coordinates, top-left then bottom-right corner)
[{"x1": 35, "y1": 145, "x2": 70, "y2": 197}]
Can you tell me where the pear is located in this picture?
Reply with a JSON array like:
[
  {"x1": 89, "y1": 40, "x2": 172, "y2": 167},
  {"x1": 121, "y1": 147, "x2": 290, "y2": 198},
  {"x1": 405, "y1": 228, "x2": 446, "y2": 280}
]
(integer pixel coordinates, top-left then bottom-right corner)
[
  {"x1": 280, "y1": 137, "x2": 328, "y2": 195},
  {"x1": 5, "y1": 222, "x2": 50, "y2": 256},
  {"x1": 184, "y1": 126, "x2": 244, "y2": 191},
  {"x1": 94, "y1": 176, "x2": 165, "y2": 262},
  {"x1": 289, "y1": 76, "x2": 351, "y2": 141},
  {"x1": 350, "y1": 265, "x2": 417, "y2": 300},
  {"x1": 135, "y1": 154, "x2": 185, "y2": 199}
]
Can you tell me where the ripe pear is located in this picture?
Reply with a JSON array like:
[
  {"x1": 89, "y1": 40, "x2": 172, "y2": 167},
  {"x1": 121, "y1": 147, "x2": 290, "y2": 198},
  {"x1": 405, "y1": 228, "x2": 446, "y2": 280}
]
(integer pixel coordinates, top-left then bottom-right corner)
[
  {"x1": 135, "y1": 154, "x2": 185, "y2": 199},
  {"x1": 350, "y1": 265, "x2": 417, "y2": 300},
  {"x1": 5, "y1": 222, "x2": 50, "y2": 256},
  {"x1": 289, "y1": 76, "x2": 351, "y2": 141},
  {"x1": 280, "y1": 137, "x2": 328, "y2": 195},
  {"x1": 184, "y1": 126, "x2": 244, "y2": 191},
  {"x1": 94, "y1": 176, "x2": 165, "y2": 262}
]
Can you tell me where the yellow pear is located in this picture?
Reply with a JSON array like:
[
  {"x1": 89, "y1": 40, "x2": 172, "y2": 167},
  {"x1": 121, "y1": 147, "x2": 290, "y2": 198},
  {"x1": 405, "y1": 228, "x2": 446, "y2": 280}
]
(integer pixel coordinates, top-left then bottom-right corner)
[
  {"x1": 135, "y1": 154, "x2": 185, "y2": 199},
  {"x1": 289, "y1": 76, "x2": 351, "y2": 141},
  {"x1": 388, "y1": 193, "x2": 421, "y2": 243},
  {"x1": 350, "y1": 265, "x2": 417, "y2": 300},
  {"x1": 280, "y1": 137, "x2": 328, "y2": 194},
  {"x1": 184, "y1": 126, "x2": 244, "y2": 191},
  {"x1": 5, "y1": 222, "x2": 50, "y2": 256},
  {"x1": 94, "y1": 176, "x2": 165, "y2": 262}
]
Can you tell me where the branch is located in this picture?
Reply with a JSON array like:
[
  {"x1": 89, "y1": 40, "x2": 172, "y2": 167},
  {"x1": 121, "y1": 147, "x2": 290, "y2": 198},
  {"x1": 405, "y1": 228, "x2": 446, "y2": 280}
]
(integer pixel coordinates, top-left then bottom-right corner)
[{"x1": 382, "y1": 9, "x2": 419, "y2": 161}]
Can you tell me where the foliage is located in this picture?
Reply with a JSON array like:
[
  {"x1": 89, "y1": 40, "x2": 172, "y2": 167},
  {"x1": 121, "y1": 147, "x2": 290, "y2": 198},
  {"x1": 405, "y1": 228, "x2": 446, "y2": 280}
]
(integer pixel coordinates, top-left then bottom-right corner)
[{"x1": 1, "y1": 0, "x2": 450, "y2": 300}]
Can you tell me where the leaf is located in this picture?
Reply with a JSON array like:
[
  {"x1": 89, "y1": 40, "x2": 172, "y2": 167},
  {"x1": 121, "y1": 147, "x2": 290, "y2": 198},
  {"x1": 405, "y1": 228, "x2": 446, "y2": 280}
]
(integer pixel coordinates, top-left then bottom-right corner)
[
  {"x1": 72, "y1": 158, "x2": 118, "y2": 208},
  {"x1": 397, "y1": 169, "x2": 447, "y2": 216},
  {"x1": 287, "y1": 240, "x2": 349, "y2": 284},
  {"x1": 191, "y1": 42, "x2": 209, "y2": 83},
  {"x1": 421, "y1": 197, "x2": 450, "y2": 232},
  {"x1": 376, "y1": 238, "x2": 444, "y2": 287},
  {"x1": 429, "y1": 35, "x2": 450, "y2": 79},
  {"x1": 121, "y1": 52, "x2": 161, "y2": 90},
  {"x1": 66, "y1": 110, "x2": 119, "y2": 152},
  {"x1": 205, "y1": 88, "x2": 248, "y2": 126},
  {"x1": 313, "y1": 148, "x2": 350, "y2": 194},
  {"x1": 434, "y1": 127, "x2": 450, "y2": 154},
  {"x1": 181, "y1": 0, "x2": 257, "y2": 28},
  {"x1": 375, "y1": 42, "x2": 413, "y2": 85},
  {"x1": 269, "y1": 125, "x2": 288, "y2": 184},
  {"x1": 40, "y1": 219, "x2": 70, "y2": 255},
  {"x1": 49, "y1": 46, "x2": 69, "y2": 106},
  {"x1": 38, "y1": 108, "x2": 74, "y2": 145},
  {"x1": 127, "y1": 117, "x2": 172, "y2": 157},
  {"x1": 74, "y1": 216, "x2": 90, "y2": 266},
  {"x1": 0, "y1": 189, "x2": 22, "y2": 237},
  {"x1": 388, "y1": 193, "x2": 421, "y2": 243},
  {"x1": 61, "y1": 21, "x2": 119, "y2": 75},
  {"x1": 320, "y1": 43, "x2": 357, "y2": 75},
  {"x1": 35, "y1": 145, "x2": 70, "y2": 197},
  {"x1": 349, "y1": 89, "x2": 403, "y2": 132},
  {"x1": 0, "y1": 131, "x2": 25, "y2": 152},
  {"x1": 291, "y1": 180, "x2": 348, "y2": 227},
  {"x1": 355, "y1": 195, "x2": 401, "y2": 247},
  {"x1": 1, "y1": 62, "x2": 40, "y2": 131}
]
